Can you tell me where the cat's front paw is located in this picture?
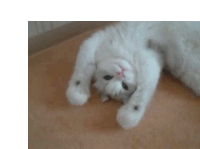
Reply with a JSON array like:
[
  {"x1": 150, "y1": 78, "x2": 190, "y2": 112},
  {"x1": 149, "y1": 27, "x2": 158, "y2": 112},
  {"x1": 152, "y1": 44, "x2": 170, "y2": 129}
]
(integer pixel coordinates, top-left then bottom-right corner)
[
  {"x1": 66, "y1": 85, "x2": 90, "y2": 106},
  {"x1": 117, "y1": 104, "x2": 144, "y2": 129}
]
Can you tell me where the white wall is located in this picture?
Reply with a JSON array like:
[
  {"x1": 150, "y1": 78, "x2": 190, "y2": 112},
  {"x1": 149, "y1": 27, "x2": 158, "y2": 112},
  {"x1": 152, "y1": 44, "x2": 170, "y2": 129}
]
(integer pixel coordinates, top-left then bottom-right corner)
[
  {"x1": 28, "y1": 21, "x2": 114, "y2": 56},
  {"x1": 28, "y1": 21, "x2": 71, "y2": 38}
]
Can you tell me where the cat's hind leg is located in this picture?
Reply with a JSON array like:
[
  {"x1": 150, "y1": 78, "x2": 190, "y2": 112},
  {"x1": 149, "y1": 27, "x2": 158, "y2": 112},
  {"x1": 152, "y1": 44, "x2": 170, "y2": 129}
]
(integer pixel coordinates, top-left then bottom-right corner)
[{"x1": 179, "y1": 56, "x2": 200, "y2": 96}]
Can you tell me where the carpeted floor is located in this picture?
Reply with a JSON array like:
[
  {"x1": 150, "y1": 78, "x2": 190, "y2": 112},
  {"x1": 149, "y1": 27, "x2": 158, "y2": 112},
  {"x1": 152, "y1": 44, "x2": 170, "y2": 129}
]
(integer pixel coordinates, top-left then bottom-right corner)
[{"x1": 28, "y1": 30, "x2": 200, "y2": 149}]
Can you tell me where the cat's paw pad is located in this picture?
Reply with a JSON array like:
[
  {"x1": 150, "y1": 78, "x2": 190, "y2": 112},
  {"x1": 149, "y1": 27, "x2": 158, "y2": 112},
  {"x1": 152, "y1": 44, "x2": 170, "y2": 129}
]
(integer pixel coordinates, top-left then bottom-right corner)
[
  {"x1": 66, "y1": 85, "x2": 89, "y2": 106},
  {"x1": 117, "y1": 105, "x2": 144, "y2": 129}
]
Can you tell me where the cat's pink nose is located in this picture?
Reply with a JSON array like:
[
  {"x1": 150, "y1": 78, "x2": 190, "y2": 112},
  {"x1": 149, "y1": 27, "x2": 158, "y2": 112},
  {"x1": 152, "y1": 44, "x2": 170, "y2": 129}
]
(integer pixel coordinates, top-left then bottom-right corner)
[
  {"x1": 122, "y1": 68, "x2": 127, "y2": 71},
  {"x1": 117, "y1": 69, "x2": 126, "y2": 78},
  {"x1": 117, "y1": 72, "x2": 123, "y2": 77}
]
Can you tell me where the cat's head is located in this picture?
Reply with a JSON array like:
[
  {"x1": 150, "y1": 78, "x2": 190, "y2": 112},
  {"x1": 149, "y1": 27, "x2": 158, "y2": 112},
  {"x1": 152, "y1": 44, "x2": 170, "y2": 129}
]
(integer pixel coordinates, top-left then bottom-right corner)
[{"x1": 94, "y1": 58, "x2": 137, "y2": 102}]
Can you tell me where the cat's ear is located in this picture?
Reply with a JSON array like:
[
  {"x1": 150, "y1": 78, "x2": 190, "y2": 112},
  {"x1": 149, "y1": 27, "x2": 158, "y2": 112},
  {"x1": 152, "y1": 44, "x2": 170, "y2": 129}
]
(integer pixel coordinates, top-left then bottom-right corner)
[{"x1": 130, "y1": 85, "x2": 137, "y2": 96}]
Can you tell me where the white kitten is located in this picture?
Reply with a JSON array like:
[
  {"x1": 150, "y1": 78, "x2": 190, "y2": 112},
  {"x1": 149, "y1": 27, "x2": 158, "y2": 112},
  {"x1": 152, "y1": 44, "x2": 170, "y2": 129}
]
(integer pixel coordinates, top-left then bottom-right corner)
[{"x1": 66, "y1": 22, "x2": 200, "y2": 129}]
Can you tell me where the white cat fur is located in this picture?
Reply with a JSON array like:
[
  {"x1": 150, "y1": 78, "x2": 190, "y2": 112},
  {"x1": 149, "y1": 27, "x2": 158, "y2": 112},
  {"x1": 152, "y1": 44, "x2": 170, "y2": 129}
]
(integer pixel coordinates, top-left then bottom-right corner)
[{"x1": 66, "y1": 22, "x2": 200, "y2": 129}]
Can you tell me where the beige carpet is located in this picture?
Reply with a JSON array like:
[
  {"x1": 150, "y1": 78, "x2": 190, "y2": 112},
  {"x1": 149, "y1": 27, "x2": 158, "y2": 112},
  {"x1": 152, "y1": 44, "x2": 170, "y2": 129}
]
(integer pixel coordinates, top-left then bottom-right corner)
[{"x1": 28, "y1": 30, "x2": 200, "y2": 149}]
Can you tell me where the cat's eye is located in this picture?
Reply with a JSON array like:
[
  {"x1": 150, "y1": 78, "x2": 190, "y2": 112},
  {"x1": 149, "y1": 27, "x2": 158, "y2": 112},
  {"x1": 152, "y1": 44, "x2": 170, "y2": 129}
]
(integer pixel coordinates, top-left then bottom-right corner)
[
  {"x1": 103, "y1": 75, "x2": 113, "y2": 80},
  {"x1": 122, "y1": 82, "x2": 129, "y2": 90}
]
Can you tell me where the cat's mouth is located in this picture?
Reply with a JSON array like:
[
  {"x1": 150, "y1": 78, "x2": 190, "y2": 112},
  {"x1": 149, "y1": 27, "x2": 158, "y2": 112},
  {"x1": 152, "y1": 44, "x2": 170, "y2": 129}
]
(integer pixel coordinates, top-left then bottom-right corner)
[
  {"x1": 117, "y1": 67, "x2": 128, "y2": 78},
  {"x1": 107, "y1": 95, "x2": 112, "y2": 99},
  {"x1": 105, "y1": 93, "x2": 116, "y2": 100}
]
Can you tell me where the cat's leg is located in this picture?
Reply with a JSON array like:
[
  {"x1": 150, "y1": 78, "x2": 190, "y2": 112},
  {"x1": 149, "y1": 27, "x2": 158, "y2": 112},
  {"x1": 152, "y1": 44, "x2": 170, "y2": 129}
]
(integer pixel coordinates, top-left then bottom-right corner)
[
  {"x1": 117, "y1": 50, "x2": 163, "y2": 129},
  {"x1": 162, "y1": 41, "x2": 200, "y2": 96},
  {"x1": 179, "y1": 58, "x2": 200, "y2": 96},
  {"x1": 66, "y1": 32, "x2": 103, "y2": 106}
]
